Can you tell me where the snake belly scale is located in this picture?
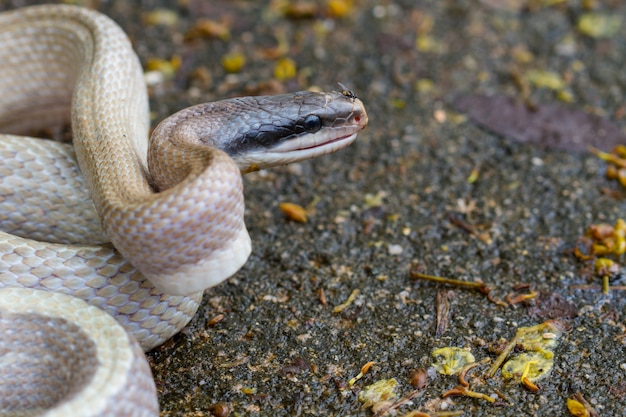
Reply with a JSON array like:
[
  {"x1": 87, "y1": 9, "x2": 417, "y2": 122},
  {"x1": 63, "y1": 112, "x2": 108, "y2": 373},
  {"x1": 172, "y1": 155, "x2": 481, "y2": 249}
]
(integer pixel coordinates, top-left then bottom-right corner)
[{"x1": 0, "y1": 4, "x2": 368, "y2": 416}]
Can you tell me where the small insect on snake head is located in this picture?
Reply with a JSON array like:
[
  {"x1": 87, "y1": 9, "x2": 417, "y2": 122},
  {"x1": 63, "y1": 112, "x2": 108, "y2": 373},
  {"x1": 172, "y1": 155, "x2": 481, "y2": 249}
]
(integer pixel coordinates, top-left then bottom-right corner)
[{"x1": 337, "y1": 82, "x2": 358, "y2": 100}]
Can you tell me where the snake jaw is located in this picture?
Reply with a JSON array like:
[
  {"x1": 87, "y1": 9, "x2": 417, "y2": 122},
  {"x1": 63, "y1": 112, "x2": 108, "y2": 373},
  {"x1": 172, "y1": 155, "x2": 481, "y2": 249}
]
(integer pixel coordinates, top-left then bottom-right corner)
[
  {"x1": 233, "y1": 130, "x2": 360, "y2": 170},
  {"x1": 231, "y1": 131, "x2": 360, "y2": 170}
]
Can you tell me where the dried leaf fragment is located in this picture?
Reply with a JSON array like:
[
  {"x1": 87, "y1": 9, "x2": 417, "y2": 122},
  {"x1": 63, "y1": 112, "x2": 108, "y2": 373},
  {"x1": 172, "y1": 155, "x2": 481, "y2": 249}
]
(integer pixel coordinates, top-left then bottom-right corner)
[
  {"x1": 442, "y1": 385, "x2": 496, "y2": 403},
  {"x1": 408, "y1": 368, "x2": 428, "y2": 389},
  {"x1": 283, "y1": 1, "x2": 319, "y2": 19},
  {"x1": 185, "y1": 19, "x2": 231, "y2": 41},
  {"x1": 279, "y1": 202, "x2": 308, "y2": 222},
  {"x1": 456, "y1": 94, "x2": 626, "y2": 152}
]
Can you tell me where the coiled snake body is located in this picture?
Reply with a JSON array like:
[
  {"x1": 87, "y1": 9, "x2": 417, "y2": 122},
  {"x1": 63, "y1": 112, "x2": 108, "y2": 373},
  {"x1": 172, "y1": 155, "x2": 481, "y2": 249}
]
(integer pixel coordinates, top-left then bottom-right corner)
[{"x1": 0, "y1": 5, "x2": 368, "y2": 416}]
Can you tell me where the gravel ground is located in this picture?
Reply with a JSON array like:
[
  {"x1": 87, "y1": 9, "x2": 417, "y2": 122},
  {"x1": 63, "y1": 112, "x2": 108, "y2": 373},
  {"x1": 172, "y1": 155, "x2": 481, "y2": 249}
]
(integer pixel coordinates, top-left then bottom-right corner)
[{"x1": 3, "y1": 0, "x2": 626, "y2": 416}]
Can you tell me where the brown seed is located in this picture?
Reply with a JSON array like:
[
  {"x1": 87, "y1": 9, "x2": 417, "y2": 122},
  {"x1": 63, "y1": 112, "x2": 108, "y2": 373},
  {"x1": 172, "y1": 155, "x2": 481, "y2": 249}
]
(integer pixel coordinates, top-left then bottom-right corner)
[
  {"x1": 208, "y1": 402, "x2": 230, "y2": 417},
  {"x1": 317, "y1": 288, "x2": 327, "y2": 306},
  {"x1": 408, "y1": 368, "x2": 427, "y2": 389}
]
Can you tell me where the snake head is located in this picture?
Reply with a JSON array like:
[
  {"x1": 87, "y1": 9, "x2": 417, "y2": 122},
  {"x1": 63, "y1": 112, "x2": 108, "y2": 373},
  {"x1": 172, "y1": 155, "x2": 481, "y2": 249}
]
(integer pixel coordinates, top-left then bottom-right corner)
[{"x1": 222, "y1": 89, "x2": 369, "y2": 171}]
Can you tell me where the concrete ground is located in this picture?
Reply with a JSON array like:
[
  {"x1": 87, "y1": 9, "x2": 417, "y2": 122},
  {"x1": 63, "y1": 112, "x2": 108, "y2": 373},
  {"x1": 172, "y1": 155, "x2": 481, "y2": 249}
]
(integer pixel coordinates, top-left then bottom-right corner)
[{"x1": 3, "y1": 0, "x2": 626, "y2": 416}]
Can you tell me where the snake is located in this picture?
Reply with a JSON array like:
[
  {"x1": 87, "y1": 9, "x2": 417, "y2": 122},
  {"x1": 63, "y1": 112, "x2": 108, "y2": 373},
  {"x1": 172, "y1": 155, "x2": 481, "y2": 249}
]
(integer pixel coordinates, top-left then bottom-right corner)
[{"x1": 0, "y1": 4, "x2": 368, "y2": 416}]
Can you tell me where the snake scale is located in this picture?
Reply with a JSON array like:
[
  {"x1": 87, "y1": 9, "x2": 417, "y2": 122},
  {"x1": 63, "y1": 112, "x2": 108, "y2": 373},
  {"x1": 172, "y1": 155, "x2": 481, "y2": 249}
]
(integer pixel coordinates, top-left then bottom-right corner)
[{"x1": 0, "y1": 4, "x2": 368, "y2": 416}]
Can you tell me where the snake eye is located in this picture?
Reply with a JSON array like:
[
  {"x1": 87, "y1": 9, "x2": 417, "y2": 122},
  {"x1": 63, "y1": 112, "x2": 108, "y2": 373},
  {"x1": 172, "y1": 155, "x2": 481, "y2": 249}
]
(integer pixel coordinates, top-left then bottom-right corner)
[{"x1": 303, "y1": 115, "x2": 322, "y2": 133}]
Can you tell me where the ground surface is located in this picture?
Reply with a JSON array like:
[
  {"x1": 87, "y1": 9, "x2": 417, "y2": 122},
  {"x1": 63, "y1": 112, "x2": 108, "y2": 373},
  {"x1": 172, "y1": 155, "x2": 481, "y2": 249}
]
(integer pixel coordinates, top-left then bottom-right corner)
[{"x1": 3, "y1": 0, "x2": 626, "y2": 416}]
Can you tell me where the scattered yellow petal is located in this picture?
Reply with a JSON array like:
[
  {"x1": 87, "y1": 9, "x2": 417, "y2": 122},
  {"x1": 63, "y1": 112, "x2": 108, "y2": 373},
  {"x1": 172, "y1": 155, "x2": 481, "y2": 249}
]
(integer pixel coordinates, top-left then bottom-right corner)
[
  {"x1": 390, "y1": 98, "x2": 406, "y2": 109},
  {"x1": 327, "y1": 0, "x2": 353, "y2": 18},
  {"x1": 143, "y1": 9, "x2": 179, "y2": 26},
  {"x1": 415, "y1": 78, "x2": 435, "y2": 94},
  {"x1": 557, "y1": 89, "x2": 575, "y2": 103},
  {"x1": 525, "y1": 69, "x2": 565, "y2": 90},
  {"x1": 274, "y1": 57, "x2": 297, "y2": 80},
  {"x1": 493, "y1": 321, "x2": 566, "y2": 386},
  {"x1": 501, "y1": 351, "x2": 553, "y2": 381},
  {"x1": 363, "y1": 191, "x2": 385, "y2": 209},
  {"x1": 386, "y1": 213, "x2": 400, "y2": 222},
  {"x1": 577, "y1": 13, "x2": 621, "y2": 39},
  {"x1": 145, "y1": 55, "x2": 181, "y2": 80},
  {"x1": 432, "y1": 347, "x2": 475, "y2": 375},
  {"x1": 416, "y1": 35, "x2": 437, "y2": 52},
  {"x1": 567, "y1": 393, "x2": 597, "y2": 417},
  {"x1": 567, "y1": 398, "x2": 589, "y2": 417},
  {"x1": 594, "y1": 257, "x2": 620, "y2": 276},
  {"x1": 511, "y1": 45, "x2": 534, "y2": 64},
  {"x1": 241, "y1": 386, "x2": 257, "y2": 395},
  {"x1": 222, "y1": 52, "x2": 246, "y2": 73},
  {"x1": 467, "y1": 167, "x2": 480, "y2": 183},
  {"x1": 358, "y1": 378, "x2": 398, "y2": 410}
]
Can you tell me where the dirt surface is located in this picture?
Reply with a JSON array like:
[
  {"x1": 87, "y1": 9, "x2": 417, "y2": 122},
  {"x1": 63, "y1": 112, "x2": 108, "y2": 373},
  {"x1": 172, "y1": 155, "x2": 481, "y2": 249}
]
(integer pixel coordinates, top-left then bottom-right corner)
[{"x1": 3, "y1": 0, "x2": 626, "y2": 416}]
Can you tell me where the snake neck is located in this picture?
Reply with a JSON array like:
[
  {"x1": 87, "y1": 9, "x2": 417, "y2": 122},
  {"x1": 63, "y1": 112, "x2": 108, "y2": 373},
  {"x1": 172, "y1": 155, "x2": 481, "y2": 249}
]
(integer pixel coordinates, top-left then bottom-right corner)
[
  {"x1": 55, "y1": 7, "x2": 252, "y2": 296},
  {"x1": 147, "y1": 102, "x2": 234, "y2": 192}
]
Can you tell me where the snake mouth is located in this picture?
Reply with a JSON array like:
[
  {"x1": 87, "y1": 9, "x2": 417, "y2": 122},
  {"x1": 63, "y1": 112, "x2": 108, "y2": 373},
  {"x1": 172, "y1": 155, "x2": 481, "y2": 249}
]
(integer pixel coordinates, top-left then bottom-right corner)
[
  {"x1": 297, "y1": 132, "x2": 357, "y2": 152},
  {"x1": 231, "y1": 131, "x2": 360, "y2": 171}
]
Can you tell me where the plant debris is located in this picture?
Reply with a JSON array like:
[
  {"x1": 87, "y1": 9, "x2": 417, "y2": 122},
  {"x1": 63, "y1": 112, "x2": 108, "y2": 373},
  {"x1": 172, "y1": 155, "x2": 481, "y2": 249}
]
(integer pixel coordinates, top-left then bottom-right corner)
[
  {"x1": 574, "y1": 218, "x2": 626, "y2": 293},
  {"x1": 432, "y1": 347, "x2": 475, "y2": 375},
  {"x1": 358, "y1": 378, "x2": 398, "y2": 413},
  {"x1": 590, "y1": 146, "x2": 626, "y2": 188},
  {"x1": 279, "y1": 202, "x2": 308, "y2": 222},
  {"x1": 333, "y1": 288, "x2": 360, "y2": 313},
  {"x1": 455, "y1": 94, "x2": 626, "y2": 152},
  {"x1": 441, "y1": 384, "x2": 495, "y2": 404},
  {"x1": 567, "y1": 392, "x2": 599, "y2": 417},
  {"x1": 409, "y1": 268, "x2": 506, "y2": 306},
  {"x1": 487, "y1": 320, "x2": 568, "y2": 391},
  {"x1": 408, "y1": 368, "x2": 428, "y2": 389},
  {"x1": 577, "y1": 13, "x2": 622, "y2": 39},
  {"x1": 526, "y1": 291, "x2": 578, "y2": 320},
  {"x1": 348, "y1": 361, "x2": 376, "y2": 386}
]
